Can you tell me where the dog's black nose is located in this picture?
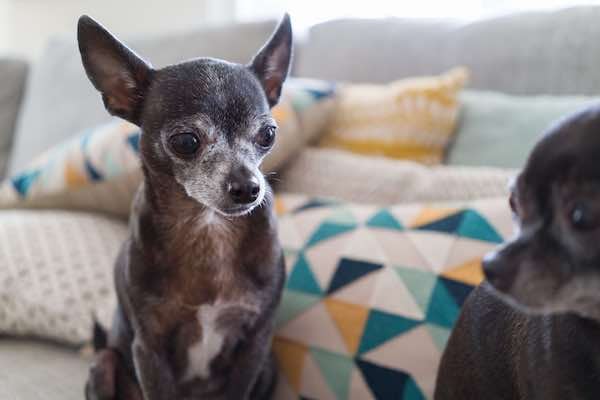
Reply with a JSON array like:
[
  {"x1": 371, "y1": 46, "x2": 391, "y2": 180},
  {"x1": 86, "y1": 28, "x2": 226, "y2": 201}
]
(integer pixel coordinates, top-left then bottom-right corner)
[
  {"x1": 482, "y1": 252, "x2": 499, "y2": 283},
  {"x1": 228, "y1": 176, "x2": 260, "y2": 205},
  {"x1": 482, "y1": 251, "x2": 512, "y2": 292}
]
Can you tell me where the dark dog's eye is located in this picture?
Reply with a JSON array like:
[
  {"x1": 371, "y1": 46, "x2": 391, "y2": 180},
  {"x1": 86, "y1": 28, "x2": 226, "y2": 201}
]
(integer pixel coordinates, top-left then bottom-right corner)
[
  {"x1": 570, "y1": 202, "x2": 596, "y2": 231},
  {"x1": 170, "y1": 133, "x2": 200, "y2": 156},
  {"x1": 255, "y1": 126, "x2": 276, "y2": 149}
]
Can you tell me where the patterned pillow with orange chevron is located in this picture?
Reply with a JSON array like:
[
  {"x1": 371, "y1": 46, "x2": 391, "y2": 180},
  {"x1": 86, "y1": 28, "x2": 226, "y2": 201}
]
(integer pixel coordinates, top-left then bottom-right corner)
[
  {"x1": 271, "y1": 194, "x2": 512, "y2": 400},
  {"x1": 0, "y1": 79, "x2": 336, "y2": 217},
  {"x1": 318, "y1": 67, "x2": 469, "y2": 164}
]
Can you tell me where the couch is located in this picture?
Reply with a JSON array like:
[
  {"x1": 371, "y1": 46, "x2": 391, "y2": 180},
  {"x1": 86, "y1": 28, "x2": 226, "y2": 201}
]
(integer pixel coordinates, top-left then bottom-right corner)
[{"x1": 2, "y1": 6, "x2": 600, "y2": 399}]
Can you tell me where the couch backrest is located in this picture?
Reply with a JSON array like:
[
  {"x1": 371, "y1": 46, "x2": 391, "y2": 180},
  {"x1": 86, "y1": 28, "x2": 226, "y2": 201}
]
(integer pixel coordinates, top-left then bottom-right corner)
[
  {"x1": 295, "y1": 6, "x2": 600, "y2": 96},
  {"x1": 0, "y1": 58, "x2": 28, "y2": 177},
  {"x1": 8, "y1": 20, "x2": 277, "y2": 174}
]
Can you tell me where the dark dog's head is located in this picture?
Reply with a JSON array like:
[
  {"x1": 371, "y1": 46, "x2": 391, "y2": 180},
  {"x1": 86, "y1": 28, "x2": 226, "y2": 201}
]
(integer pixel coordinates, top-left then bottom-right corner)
[
  {"x1": 483, "y1": 105, "x2": 600, "y2": 320},
  {"x1": 77, "y1": 15, "x2": 292, "y2": 216}
]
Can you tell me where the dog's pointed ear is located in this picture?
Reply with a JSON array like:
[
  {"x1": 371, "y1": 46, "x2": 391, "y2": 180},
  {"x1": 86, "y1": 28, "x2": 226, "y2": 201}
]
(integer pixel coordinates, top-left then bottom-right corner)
[
  {"x1": 249, "y1": 13, "x2": 293, "y2": 108},
  {"x1": 77, "y1": 15, "x2": 153, "y2": 124}
]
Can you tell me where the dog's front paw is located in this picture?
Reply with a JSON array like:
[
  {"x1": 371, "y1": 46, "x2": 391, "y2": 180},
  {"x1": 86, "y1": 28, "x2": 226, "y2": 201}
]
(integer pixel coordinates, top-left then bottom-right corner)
[{"x1": 85, "y1": 350, "x2": 117, "y2": 400}]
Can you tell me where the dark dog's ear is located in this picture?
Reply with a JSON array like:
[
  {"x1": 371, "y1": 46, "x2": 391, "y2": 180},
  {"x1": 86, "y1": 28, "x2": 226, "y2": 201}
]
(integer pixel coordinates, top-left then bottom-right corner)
[
  {"x1": 77, "y1": 15, "x2": 153, "y2": 124},
  {"x1": 249, "y1": 13, "x2": 293, "y2": 107}
]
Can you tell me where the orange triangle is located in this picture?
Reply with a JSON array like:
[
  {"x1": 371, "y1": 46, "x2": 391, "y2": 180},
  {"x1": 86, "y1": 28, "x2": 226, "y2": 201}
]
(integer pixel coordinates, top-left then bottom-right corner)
[
  {"x1": 275, "y1": 196, "x2": 287, "y2": 216},
  {"x1": 441, "y1": 258, "x2": 484, "y2": 286},
  {"x1": 272, "y1": 337, "x2": 307, "y2": 392},
  {"x1": 323, "y1": 298, "x2": 369, "y2": 354},
  {"x1": 410, "y1": 207, "x2": 458, "y2": 228},
  {"x1": 272, "y1": 101, "x2": 292, "y2": 123},
  {"x1": 64, "y1": 161, "x2": 88, "y2": 188}
]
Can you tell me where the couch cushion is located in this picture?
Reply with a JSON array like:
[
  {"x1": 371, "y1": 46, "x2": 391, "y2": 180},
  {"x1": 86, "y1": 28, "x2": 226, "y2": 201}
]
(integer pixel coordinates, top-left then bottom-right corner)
[
  {"x1": 0, "y1": 195, "x2": 513, "y2": 399},
  {"x1": 318, "y1": 68, "x2": 467, "y2": 164},
  {"x1": 8, "y1": 20, "x2": 277, "y2": 174},
  {"x1": 0, "y1": 58, "x2": 28, "y2": 177},
  {"x1": 276, "y1": 148, "x2": 515, "y2": 204},
  {"x1": 296, "y1": 6, "x2": 600, "y2": 96},
  {"x1": 447, "y1": 90, "x2": 600, "y2": 168},
  {"x1": 0, "y1": 338, "x2": 87, "y2": 400}
]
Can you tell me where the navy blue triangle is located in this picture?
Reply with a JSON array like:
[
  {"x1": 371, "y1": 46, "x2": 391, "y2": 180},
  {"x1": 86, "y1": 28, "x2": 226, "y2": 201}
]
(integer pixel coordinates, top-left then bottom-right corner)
[
  {"x1": 11, "y1": 169, "x2": 41, "y2": 197},
  {"x1": 306, "y1": 86, "x2": 335, "y2": 100},
  {"x1": 84, "y1": 158, "x2": 103, "y2": 181},
  {"x1": 440, "y1": 277, "x2": 474, "y2": 307},
  {"x1": 356, "y1": 359, "x2": 409, "y2": 399},
  {"x1": 327, "y1": 258, "x2": 383, "y2": 294},
  {"x1": 415, "y1": 211, "x2": 465, "y2": 233},
  {"x1": 127, "y1": 131, "x2": 141, "y2": 153},
  {"x1": 293, "y1": 198, "x2": 338, "y2": 213}
]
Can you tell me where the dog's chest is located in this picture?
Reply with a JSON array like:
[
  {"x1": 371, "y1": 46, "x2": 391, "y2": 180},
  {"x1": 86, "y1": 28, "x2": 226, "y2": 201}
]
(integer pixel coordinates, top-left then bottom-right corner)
[{"x1": 177, "y1": 301, "x2": 259, "y2": 382}]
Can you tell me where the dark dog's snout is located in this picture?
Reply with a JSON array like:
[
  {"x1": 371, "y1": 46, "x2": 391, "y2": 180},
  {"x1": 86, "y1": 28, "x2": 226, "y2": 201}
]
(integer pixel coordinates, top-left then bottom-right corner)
[
  {"x1": 482, "y1": 252, "x2": 502, "y2": 286},
  {"x1": 482, "y1": 245, "x2": 519, "y2": 292},
  {"x1": 227, "y1": 169, "x2": 260, "y2": 205}
]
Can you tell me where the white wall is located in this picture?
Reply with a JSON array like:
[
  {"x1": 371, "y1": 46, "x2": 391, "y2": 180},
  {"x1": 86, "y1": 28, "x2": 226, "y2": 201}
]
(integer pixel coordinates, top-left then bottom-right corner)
[{"x1": 0, "y1": 0, "x2": 235, "y2": 60}]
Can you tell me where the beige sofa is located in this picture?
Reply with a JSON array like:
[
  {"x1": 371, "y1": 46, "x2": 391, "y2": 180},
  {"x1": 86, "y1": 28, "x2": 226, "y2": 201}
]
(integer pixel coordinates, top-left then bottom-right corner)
[{"x1": 2, "y1": 6, "x2": 600, "y2": 399}]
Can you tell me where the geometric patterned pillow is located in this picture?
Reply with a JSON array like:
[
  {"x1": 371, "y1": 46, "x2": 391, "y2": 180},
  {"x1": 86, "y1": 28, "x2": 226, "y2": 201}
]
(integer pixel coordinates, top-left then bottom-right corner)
[
  {"x1": 272, "y1": 194, "x2": 513, "y2": 399},
  {"x1": 0, "y1": 79, "x2": 335, "y2": 217}
]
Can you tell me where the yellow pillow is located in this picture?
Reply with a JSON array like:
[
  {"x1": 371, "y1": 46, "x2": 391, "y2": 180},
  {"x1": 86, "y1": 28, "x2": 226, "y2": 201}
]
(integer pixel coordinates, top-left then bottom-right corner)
[{"x1": 318, "y1": 67, "x2": 469, "y2": 164}]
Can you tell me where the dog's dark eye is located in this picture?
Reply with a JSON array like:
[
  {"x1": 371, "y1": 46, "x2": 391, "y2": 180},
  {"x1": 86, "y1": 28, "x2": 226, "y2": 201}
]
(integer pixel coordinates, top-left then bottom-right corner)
[
  {"x1": 570, "y1": 202, "x2": 596, "y2": 231},
  {"x1": 255, "y1": 126, "x2": 276, "y2": 149},
  {"x1": 170, "y1": 133, "x2": 200, "y2": 156}
]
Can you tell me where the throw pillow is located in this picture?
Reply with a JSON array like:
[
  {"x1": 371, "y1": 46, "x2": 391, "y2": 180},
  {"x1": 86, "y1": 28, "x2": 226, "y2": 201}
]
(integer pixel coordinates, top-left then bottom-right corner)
[
  {"x1": 446, "y1": 90, "x2": 600, "y2": 168},
  {"x1": 318, "y1": 67, "x2": 468, "y2": 164},
  {"x1": 0, "y1": 79, "x2": 335, "y2": 217}
]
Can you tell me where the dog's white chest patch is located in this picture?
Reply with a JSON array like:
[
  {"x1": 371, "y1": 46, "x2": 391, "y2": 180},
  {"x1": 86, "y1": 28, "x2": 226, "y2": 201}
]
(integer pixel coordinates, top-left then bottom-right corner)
[{"x1": 183, "y1": 304, "x2": 225, "y2": 381}]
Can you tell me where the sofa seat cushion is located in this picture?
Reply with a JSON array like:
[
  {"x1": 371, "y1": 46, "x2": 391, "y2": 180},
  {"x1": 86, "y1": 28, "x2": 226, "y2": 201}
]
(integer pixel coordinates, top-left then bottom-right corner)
[
  {"x1": 276, "y1": 148, "x2": 516, "y2": 205},
  {"x1": 0, "y1": 194, "x2": 513, "y2": 399},
  {"x1": 0, "y1": 338, "x2": 87, "y2": 400}
]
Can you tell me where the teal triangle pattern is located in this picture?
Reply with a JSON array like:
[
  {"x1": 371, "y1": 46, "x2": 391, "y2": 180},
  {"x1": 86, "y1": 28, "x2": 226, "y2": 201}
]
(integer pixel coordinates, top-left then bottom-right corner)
[
  {"x1": 358, "y1": 310, "x2": 421, "y2": 355},
  {"x1": 415, "y1": 211, "x2": 463, "y2": 233},
  {"x1": 286, "y1": 254, "x2": 322, "y2": 296},
  {"x1": 425, "y1": 280, "x2": 462, "y2": 329},
  {"x1": 393, "y1": 266, "x2": 438, "y2": 315},
  {"x1": 275, "y1": 289, "x2": 320, "y2": 328},
  {"x1": 325, "y1": 207, "x2": 358, "y2": 226},
  {"x1": 366, "y1": 209, "x2": 403, "y2": 231},
  {"x1": 127, "y1": 131, "x2": 141, "y2": 153},
  {"x1": 458, "y1": 209, "x2": 503, "y2": 243},
  {"x1": 305, "y1": 222, "x2": 356, "y2": 248},
  {"x1": 11, "y1": 169, "x2": 41, "y2": 197},
  {"x1": 310, "y1": 348, "x2": 353, "y2": 400},
  {"x1": 402, "y1": 376, "x2": 426, "y2": 400},
  {"x1": 425, "y1": 323, "x2": 452, "y2": 351}
]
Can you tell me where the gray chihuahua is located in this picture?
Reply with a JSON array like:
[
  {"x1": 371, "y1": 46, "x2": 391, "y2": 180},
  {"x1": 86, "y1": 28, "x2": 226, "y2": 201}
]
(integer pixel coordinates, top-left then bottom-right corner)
[
  {"x1": 79, "y1": 14, "x2": 292, "y2": 400},
  {"x1": 436, "y1": 105, "x2": 600, "y2": 399}
]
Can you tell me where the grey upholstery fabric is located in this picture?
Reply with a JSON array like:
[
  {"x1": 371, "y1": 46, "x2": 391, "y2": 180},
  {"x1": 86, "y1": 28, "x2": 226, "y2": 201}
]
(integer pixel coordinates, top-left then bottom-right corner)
[
  {"x1": 0, "y1": 58, "x2": 28, "y2": 178},
  {"x1": 0, "y1": 338, "x2": 87, "y2": 400},
  {"x1": 8, "y1": 20, "x2": 276, "y2": 174},
  {"x1": 297, "y1": 6, "x2": 600, "y2": 96}
]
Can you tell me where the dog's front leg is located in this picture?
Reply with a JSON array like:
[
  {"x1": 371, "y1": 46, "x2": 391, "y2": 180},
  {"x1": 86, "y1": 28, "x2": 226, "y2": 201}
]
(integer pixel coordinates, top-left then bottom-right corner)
[
  {"x1": 226, "y1": 325, "x2": 275, "y2": 400},
  {"x1": 132, "y1": 337, "x2": 177, "y2": 400}
]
